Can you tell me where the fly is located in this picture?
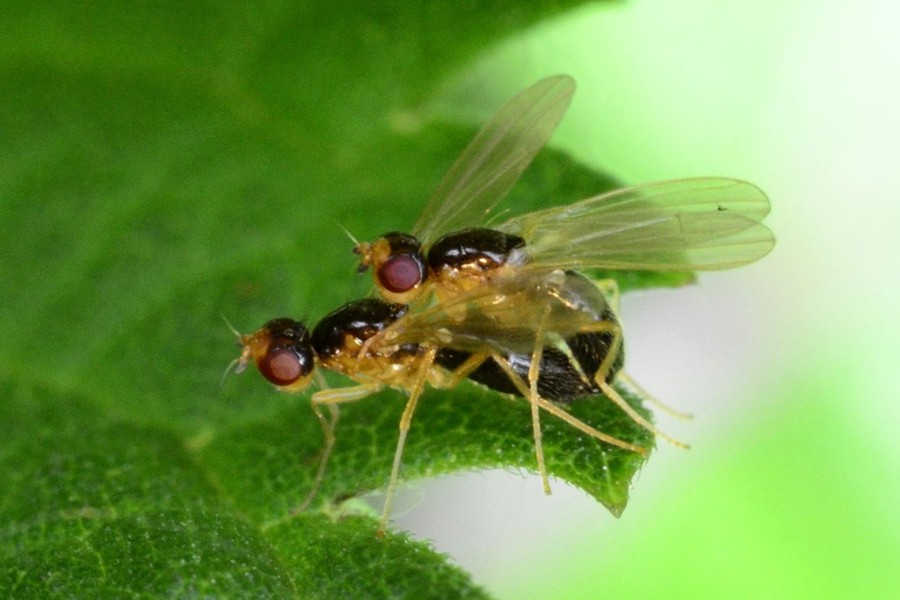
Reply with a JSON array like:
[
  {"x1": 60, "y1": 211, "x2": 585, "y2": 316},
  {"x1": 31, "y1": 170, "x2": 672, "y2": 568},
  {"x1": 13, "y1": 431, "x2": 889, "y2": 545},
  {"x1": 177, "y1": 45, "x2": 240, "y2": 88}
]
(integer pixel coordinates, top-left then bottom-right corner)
[{"x1": 233, "y1": 286, "x2": 642, "y2": 533}]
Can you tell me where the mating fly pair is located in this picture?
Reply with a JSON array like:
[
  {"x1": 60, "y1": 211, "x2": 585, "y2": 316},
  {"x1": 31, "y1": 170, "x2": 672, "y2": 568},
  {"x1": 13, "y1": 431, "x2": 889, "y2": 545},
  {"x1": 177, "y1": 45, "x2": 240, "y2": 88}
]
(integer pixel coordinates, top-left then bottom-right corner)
[{"x1": 233, "y1": 75, "x2": 774, "y2": 532}]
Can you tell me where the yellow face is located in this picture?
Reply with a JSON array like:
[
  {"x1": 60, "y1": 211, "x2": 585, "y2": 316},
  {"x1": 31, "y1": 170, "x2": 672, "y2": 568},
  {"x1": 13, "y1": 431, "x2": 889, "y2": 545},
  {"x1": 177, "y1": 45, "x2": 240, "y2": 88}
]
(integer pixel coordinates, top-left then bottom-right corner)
[
  {"x1": 355, "y1": 234, "x2": 427, "y2": 305},
  {"x1": 236, "y1": 319, "x2": 315, "y2": 393}
]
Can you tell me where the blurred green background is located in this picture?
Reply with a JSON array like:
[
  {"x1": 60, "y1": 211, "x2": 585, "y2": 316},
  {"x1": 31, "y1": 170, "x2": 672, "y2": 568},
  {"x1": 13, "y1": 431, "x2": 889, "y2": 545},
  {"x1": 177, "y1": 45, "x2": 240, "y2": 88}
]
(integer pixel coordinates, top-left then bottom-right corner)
[{"x1": 2, "y1": 1, "x2": 897, "y2": 598}]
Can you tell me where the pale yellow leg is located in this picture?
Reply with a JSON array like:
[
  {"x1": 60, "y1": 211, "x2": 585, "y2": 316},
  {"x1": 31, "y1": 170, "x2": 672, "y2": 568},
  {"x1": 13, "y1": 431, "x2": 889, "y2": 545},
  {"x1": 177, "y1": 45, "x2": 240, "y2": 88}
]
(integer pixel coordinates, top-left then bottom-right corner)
[
  {"x1": 378, "y1": 346, "x2": 439, "y2": 536},
  {"x1": 560, "y1": 319, "x2": 620, "y2": 388},
  {"x1": 527, "y1": 306, "x2": 552, "y2": 495},
  {"x1": 594, "y1": 278, "x2": 621, "y2": 314},
  {"x1": 585, "y1": 319, "x2": 690, "y2": 449},
  {"x1": 616, "y1": 371, "x2": 694, "y2": 420},
  {"x1": 293, "y1": 382, "x2": 384, "y2": 514},
  {"x1": 437, "y1": 352, "x2": 491, "y2": 389},
  {"x1": 533, "y1": 395, "x2": 648, "y2": 455},
  {"x1": 590, "y1": 279, "x2": 693, "y2": 439},
  {"x1": 490, "y1": 356, "x2": 648, "y2": 456}
]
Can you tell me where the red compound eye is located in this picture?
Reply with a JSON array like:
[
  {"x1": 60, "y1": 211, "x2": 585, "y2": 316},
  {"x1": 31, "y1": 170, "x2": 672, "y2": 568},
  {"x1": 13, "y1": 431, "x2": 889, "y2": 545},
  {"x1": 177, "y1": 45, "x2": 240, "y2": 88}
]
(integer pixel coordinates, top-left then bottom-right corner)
[
  {"x1": 377, "y1": 254, "x2": 424, "y2": 293},
  {"x1": 258, "y1": 347, "x2": 305, "y2": 386}
]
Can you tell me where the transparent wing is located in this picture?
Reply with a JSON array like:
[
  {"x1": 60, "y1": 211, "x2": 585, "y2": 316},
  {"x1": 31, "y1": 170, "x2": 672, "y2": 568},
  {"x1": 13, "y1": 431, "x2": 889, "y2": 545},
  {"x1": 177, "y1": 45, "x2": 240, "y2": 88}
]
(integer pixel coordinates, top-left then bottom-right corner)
[
  {"x1": 498, "y1": 177, "x2": 775, "y2": 271},
  {"x1": 411, "y1": 75, "x2": 575, "y2": 244},
  {"x1": 379, "y1": 271, "x2": 608, "y2": 357}
]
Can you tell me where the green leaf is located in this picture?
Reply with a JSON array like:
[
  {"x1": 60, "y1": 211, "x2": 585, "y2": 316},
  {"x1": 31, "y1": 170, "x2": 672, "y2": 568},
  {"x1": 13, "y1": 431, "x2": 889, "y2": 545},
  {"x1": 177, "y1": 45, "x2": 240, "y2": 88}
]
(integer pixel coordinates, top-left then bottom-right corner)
[{"x1": 1, "y1": 1, "x2": 657, "y2": 596}]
